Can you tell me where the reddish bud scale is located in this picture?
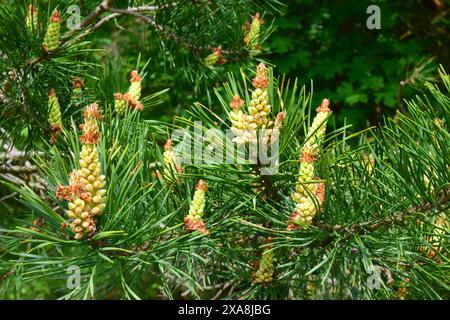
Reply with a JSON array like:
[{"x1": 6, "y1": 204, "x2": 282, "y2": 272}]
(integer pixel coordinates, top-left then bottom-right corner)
[
  {"x1": 164, "y1": 139, "x2": 173, "y2": 151},
  {"x1": 196, "y1": 179, "x2": 208, "y2": 192},
  {"x1": 230, "y1": 94, "x2": 244, "y2": 110},
  {"x1": 316, "y1": 98, "x2": 331, "y2": 113},
  {"x1": 49, "y1": 9, "x2": 61, "y2": 23},
  {"x1": 72, "y1": 77, "x2": 85, "y2": 89},
  {"x1": 130, "y1": 70, "x2": 141, "y2": 83},
  {"x1": 184, "y1": 215, "x2": 209, "y2": 235},
  {"x1": 252, "y1": 63, "x2": 269, "y2": 89}
]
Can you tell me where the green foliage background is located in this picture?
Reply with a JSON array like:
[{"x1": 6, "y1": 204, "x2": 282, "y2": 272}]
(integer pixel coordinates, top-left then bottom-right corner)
[
  {"x1": 0, "y1": 0, "x2": 449, "y2": 300},
  {"x1": 266, "y1": 0, "x2": 450, "y2": 128}
]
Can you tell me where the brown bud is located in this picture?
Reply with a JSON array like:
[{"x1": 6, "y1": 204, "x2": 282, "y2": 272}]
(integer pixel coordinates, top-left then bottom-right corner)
[{"x1": 72, "y1": 77, "x2": 84, "y2": 89}]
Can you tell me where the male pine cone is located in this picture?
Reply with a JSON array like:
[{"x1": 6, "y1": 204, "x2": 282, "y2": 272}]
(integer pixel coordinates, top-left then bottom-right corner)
[
  {"x1": 245, "y1": 13, "x2": 263, "y2": 50},
  {"x1": 229, "y1": 94, "x2": 253, "y2": 145},
  {"x1": 114, "y1": 70, "x2": 143, "y2": 115},
  {"x1": 307, "y1": 99, "x2": 331, "y2": 151},
  {"x1": 48, "y1": 89, "x2": 62, "y2": 130},
  {"x1": 253, "y1": 243, "x2": 274, "y2": 285},
  {"x1": 163, "y1": 139, "x2": 181, "y2": 180},
  {"x1": 288, "y1": 99, "x2": 331, "y2": 229},
  {"x1": 128, "y1": 70, "x2": 142, "y2": 102},
  {"x1": 57, "y1": 104, "x2": 107, "y2": 240},
  {"x1": 288, "y1": 146, "x2": 319, "y2": 228},
  {"x1": 43, "y1": 9, "x2": 61, "y2": 52},
  {"x1": 184, "y1": 180, "x2": 209, "y2": 235},
  {"x1": 249, "y1": 63, "x2": 271, "y2": 128},
  {"x1": 26, "y1": 5, "x2": 38, "y2": 31}
]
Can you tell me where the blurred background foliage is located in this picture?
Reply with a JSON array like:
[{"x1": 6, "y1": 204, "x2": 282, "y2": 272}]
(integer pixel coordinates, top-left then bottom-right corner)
[{"x1": 265, "y1": 0, "x2": 450, "y2": 128}]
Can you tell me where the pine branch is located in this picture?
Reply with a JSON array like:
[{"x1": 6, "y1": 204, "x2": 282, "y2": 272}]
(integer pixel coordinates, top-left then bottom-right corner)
[
  {"x1": 27, "y1": 0, "x2": 115, "y2": 66},
  {"x1": 91, "y1": 12, "x2": 121, "y2": 31},
  {"x1": 0, "y1": 267, "x2": 16, "y2": 284},
  {"x1": 0, "y1": 163, "x2": 37, "y2": 175},
  {"x1": 108, "y1": 8, "x2": 204, "y2": 52},
  {"x1": 131, "y1": 3, "x2": 179, "y2": 12},
  {"x1": 27, "y1": 0, "x2": 245, "y2": 67},
  {"x1": 91, "y1": 3, "x2": 178, "y2": 30},
  {"x1": 108, "y1": 7, "x2": 243, "y2": 55},
  {"x1": 91, "y1": 3, "x2": 178, "y2": 32}
]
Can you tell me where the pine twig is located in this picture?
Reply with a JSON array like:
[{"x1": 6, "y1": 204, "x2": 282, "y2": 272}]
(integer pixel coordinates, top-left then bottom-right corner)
[
  {"x1": 91, "y1": 3, "x2": 179, "y2": 31},
  {"x1": 91, "y1": 12, "x2": 122, "y2": 32},
  {"x1": 77, "y1": 0, "x2": 115, "y2": 30},
  {"x1": 108, "y1": 8, "x2": 243, "y2": 55},
  {"x1": 0, "y1": 163, "x2": 37, "y2": 174},
  {"x1": 0, "y1": 267, "x2": 16, "y2": 284}
]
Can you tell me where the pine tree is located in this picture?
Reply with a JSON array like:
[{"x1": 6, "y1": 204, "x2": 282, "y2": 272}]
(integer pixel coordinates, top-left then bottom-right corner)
[{"x1": 0, "y1": 1, "x2": 449, "y2": 301}]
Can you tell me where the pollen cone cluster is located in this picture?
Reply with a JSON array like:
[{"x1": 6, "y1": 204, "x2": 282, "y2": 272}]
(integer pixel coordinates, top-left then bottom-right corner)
[
  {"x1": 184, "y1": 180, "x2": 209, "y2": 235},
  {"x1": 244, "y1": 13, "x2": 263, "y2": 50},
  {"x1": 163, "y1": 139, "x2": 181, "y2": 179},
  {"x1": 253, "y1": 240, "x2": 274, "y2": 285},
  {"x1": 56, "y1": 103, "x2": 106, "y2": 240},
  {"x1": 26, "y1": 5, "x2": 38, "y2": 31},
  {"x1": 249, "y1": 63, "x2": 271, "y2": 128},
  {"x1": 48, "y1": 88, "x2": 62, "y2": 131},
  {"x1": 288, "y1": 99, "x2": 331, "y2": 229},
  {"x1": 204, "y1": 46, "x2": 226, "y2": 67},
  {"x1": 114, "y1": 70, "x2": 143, "y2": 115},
  {"x1": 128, "y1": 70, "x2": 142, "y2": 102},
  {"x1": 229, "y1": 94, "x2": 253, "y2": 145},
  {"x1": 42, "y1": 9, "x2": 61, "y2": 52},
  {"x1": 228, "y1": 63, "x2": 282, "y2": 146},
  {"x1": 306, "y1": 99, "x2": 331, "y2": 151}
]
